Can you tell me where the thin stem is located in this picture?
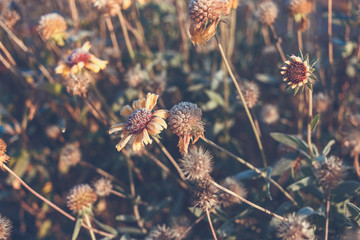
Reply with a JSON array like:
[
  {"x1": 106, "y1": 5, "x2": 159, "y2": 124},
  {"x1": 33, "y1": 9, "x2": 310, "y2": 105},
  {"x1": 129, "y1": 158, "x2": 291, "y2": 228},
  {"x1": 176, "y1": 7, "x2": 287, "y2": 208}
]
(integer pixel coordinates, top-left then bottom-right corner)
[
  {"x1": 325, "y1": 194, "x2": 330, "y2": 240},
  {"x1": 307, "y1": 88, "x2": 314, "y2": 158},
  {"x1": 298, "y1": 93, "x2": 305, "y2": 136},
  {"x1": 202, "y1": 138, "x2": 297, "y2": 206},
  {"x1": 104, "y1": 15, "x2": 121, "y2": 57},
  {"x1": 84, "y1": 214, "x2": 96, "y2": 240},
  {"x1": 117, "y1": 10, "x2": 135, "y2": 61},
  {"x1": 261, "y1": 26, "x2": 271, "y2": 46},
  {"x1": 69, "y1": 0, "x2": 80, "y2": 31},
  {"x1": 206, "y1": 208, "x2": 218, "y2": 240},
  {"x1": 297, "y1": 29, "x2": 303, "y2": 50},
  {"x1": 179, "y1": 214, "x2": 206, "y2": 239},
  {"x1": 0, "y1": 41, "x2": 16, "y2": 65},
  {"x1": 354, "y1": 154, "x2": 360, "y2": 180},
  {"x1": 269, "y1": 25, "x2": 286, "y2": 62},
  {"x1": 209, "y1": 179, "x2": 287, "y2": 221},
  {"x1": 2, "y1": 165, "x2": 115, "y2": 238},
  {"x1": 328, "y1": 0, "x2": 336, "y2": 93},
  {"x1": 215, "y1": 34, "x2": 267, "y2": 168},
  {"x1": 152, "y1": 137, "x2": 185, "y2": 180}
]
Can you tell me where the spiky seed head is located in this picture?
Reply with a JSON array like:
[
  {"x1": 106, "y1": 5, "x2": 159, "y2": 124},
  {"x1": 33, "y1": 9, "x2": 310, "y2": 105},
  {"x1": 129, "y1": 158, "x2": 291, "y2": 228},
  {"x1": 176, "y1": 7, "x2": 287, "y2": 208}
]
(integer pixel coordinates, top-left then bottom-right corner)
[
  {"x1": 66, "y1": 184, "x2": 98, "y2": 213},
  {"x1": 59, "y1": 142, "x2": 81, "y2": 171},
  {"x1": 313, "y1": 156, "x2": 344, "y2": 195},
  {"x1": 38, "y1": 13, "x2": 67, "y2": 41},
  {"x1": 0, "y1": 214, "x2": 12, "y2": 240},
  {"x1": 218, "y1": 177, "x2": 247, "y2": 207},
  {"x1": 314, "y1": 93, "x2": 330, "y2": 114},
  {"x1": 257, "y1": 1, "x2": 278, "y2": 26},
  {"x1": 193, "y1": 179, "x2": 219, "y2": 212},
  {"x1": 276, "y1": 214, "x2": 315, "y2": 240},
  {"x1": 340, "y1": 114, "x2": 360, "y2": 157},
  {"x1": 280, "y1": 55, "x2": 313, "y2": 91},
  {"x1": 170, "y1": 217, "x2": 189, "y2": 238},
  {"x1": 0, "y1": 138, "x2": 10, "y2": 169},
  {"x1": 64, "y1": 72, "x2": 91, "y2": 97},
  {"x1": 260, "y1": 104, "x2": 279, "y2": 125},
  {"x1": 168, "y1": 102, "x2": 205, "y2": 154},
  {"x1": 146, "y1": 224, "x2": 176, "y2": 240},
  {"x1": 286, "y1": 0, "x2": 312, "y2": 17},
  {"x1": 92, "y1": 178, "x2": 113, "y2": 197},
  {"x1": 180, "y1": 146, "x2": 213, "y2": 181},
  {"x1": 241, "y1": 81, "x2": 260, "y2": 109}
]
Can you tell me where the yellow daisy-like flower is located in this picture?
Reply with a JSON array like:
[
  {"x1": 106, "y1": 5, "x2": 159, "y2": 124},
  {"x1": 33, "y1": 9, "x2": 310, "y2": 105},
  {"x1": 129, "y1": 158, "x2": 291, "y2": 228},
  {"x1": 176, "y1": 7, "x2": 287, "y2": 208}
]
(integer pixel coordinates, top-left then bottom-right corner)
[
  {"x1": 55, "y1": 41, "x2": 108, "y2": 77},
  {"x1": 280, "y1": 53, "x2": 317, "y2": 94},
  {"x1": 109, "y1": 93, "x2": 168, "y2": 152}
]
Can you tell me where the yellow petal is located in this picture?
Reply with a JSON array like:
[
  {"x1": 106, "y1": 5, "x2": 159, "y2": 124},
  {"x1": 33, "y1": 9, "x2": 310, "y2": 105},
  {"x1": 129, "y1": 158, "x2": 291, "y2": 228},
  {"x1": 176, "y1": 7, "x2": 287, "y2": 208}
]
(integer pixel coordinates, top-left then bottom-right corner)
[
  {"x1": 85, "y1": 62, "x2": 101, "y2": 73},
  {"x1": 145, "y1": 93, "x2": 159, "y2": 110},
  {"x1": 147, "y1": 122, "x2": 161, "y2": 136},
  {"x1": 153, "y1": 110, "x2": 168, "y2": 119},
  {"x1": 55, "y1": 63, "x2": 68, "y2": 74},
  {"x1": 121, "y1": 105, "x2": 133, "y2": 117},
  {"x1": 142, "y1": 129, "x2": 152, "y2": 145},
  {"x1": 109, "y1": 123, "x2": 126, "y2": 135},
  {"x1": 70, "y1": 62, "x2": 84, "y2": 74},
  {"x1": 89, "y1": 55, "x2": 108, "y2": 70},
  {"x1": 116, "y1": 133, "x2": 133, "y2": 151},
  {"x1": 153, "y1": 117, "x2": 167, "y2": 129},
  {"x1": 132, "y1": 133, "x2": 143, "y2": 151},
  {"x1": 81, "y1": 41, "x2": 91, "y2": 52},
  {"x1": 132, "y1": 98, "x2": 146, "y2": 110}
]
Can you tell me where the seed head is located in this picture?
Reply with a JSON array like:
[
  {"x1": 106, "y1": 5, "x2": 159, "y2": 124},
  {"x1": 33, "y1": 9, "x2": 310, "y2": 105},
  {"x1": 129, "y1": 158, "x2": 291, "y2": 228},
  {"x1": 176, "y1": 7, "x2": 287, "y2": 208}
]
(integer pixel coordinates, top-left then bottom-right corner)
[
  {"x1": 241, "y1": 81, "x2": 260, "y2": 109},
  {"x1": 58, "y1": 142, "x2": 81, "y2": 172},
  {"x1": 92, "y1": 178, "x2": 113, "y2": 197},
  {"x1": 276, "y1": 214, "x2": 315, "y2": 240},
  {"x1": 92, "y1": 0, "x2": 132, "y2": 16},
  {"x1": 0, "y1": 214, "x2": 12, "y2": 240},
  {"x1": 66, "y1": 184, "x2": 98, "y2": 213},
  {"x1": 193, "y1": 179, "x2": 219, "y2": 212},
  {"x1": 340, "y1": 114, "x2": 360, "y2": 157},
  {"x1": 261, "y1": 104, "x2": 279, "y2": 125},
  {"x1": 286, "y1": 0, "x2": 312, "y2": 17},
  {"x1": 0, "y1": 138, "x2": 10, "y2": 169},
  {"x1": 314, "y1": 93, "x2": 330, "y2": 114},
  {"x1": 218, "y1": 177, "x2": 247, "y2": 207},
  {"x1": 146, "y1": 224, "x2": 176, "y2": 240},
  {"x1": 170, "y1": 217, "x2": 189, "y2": 238},
  {"x1": 257, "y1": 1, "x2": 278, "y2": 26},
  {"x1": 65, "y1": 72, "x2": 91, "y2": 97},
  {"x1": 180, "y1": 146, "x2": 213, "y2": 181},
  {"x1": 168, "y1": 102, "x2": 205, "y2": 155},
  {"x1": 313, "y1": 156, "x2": 344, "y2": 195},
  {"x1": 37, "y1": 13, "x2": 67, "y2": 43},
  {"x1": 124, "y1": 64, "x2": 148, "y2": 88}
]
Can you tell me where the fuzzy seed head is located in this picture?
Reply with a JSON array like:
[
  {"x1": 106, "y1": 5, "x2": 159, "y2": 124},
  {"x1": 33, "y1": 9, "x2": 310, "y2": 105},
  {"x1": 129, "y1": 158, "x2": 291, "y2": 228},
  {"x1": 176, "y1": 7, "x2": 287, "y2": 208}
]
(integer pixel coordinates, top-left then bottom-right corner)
[
  {"x1": 257, "y1": 1, "x2": 278, "y2": 26},
  {"x1": 241, "y1": 81, "x2": 260, "y2": 109},
  {"x1": 277, "y1": 214, "x2": 315, "y2": 240},
  {"x1": 65, "y1": 72, "x2": 91, "y2": 97},
  {"x1": 218, "y1": 177, "x2": 247, "y2": 207},
  {"x1": 261, "y1": 104, "x2": 279, "y2": 125},
  {"x1": 313, "y1": 156, "x2": 344, "y2": 195},
  {"x1": 0, "y1": 138, "x2": 10, "y2": 169},
  {"x1": 340, "y1": 114, "x2": 360, "y2": 156},
  {"x1": 66, "y1": 184, "x2": 98, "y2": 213},
  {"x1": 59, "y1": 142, "x2": 81, "y2": 168},
  {"x1": 38, "y1": 13, "x2": 67, "y2": 40},
  {"x1": 286, "y1": 0, "x2": 312, "y2": 16},
  {"x1": 180, "y1": 146, "x2": 213, "y2": 181},
  {"x1": 125, "y1": 65, "x2": 147, "y2": 88},
  {"x1": 0, "y1": 214, "x2": 12, "y2": 240},
  {"x1": 146, "y1": 224, "x2": 176, "y2": 240},
  {"x1": 314, "y1": 93, "x2": 330, "y2": 114},
  {"x1": 92, "y1": 178, "x2": 113, "y2": 197},
  {"x1": 92, "y1": 0, "x2": 132, "y2": 16},
  {"x1": 193, "y1": 180, "x2": 219, "y2": 212}
]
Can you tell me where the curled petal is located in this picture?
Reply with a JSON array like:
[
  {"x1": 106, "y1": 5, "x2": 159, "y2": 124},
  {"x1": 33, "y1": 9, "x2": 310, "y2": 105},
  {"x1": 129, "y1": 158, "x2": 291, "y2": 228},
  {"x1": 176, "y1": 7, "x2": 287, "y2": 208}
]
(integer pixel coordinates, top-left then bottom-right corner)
[
  {"x1": 132, "y1": 133, "x2": 143, "y2": 151},
  {"x1": 89, "y1": 55, "x2": 108, "y2": 70},
  {"x1": 85, "y1": 62, "x2": 101, "y2": 73},
  {"x1": 153, "y1": 117, "x2": 167, "y2": 129},
  {"x1": 145, "y1": 93, "x2": 159, "y2": 110},
  {"x1": 116, "y1": 133, "x2": 133, "y2": 151},
  {"x1": 153, "y1": 109, "x2": 168, "y2": 119},
  {"x1": 121, "y1": 105, "x2": 133, "y2": 117},
  {"x1": 132, "y1": 98, "x2": 146, "y2": 110},
  {"x1": 81, "y1": 41, "x2": 91, "y2": 51},
  {"x1": 109, "y1": 123, "x2": 126, "y2": 134}
]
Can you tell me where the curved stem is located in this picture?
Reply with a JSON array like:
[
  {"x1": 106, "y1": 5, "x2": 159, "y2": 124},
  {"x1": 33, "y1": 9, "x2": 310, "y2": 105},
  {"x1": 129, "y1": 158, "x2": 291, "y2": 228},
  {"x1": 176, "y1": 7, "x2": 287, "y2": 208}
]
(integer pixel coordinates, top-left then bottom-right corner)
[
  {"x1": 84, "y1": 214, "x2": 96, "y2": 240},
  {"x1": 117, "y1": 10, "x2": 135, "y2": 61},
  {"x1": 325, "y1": 194, "x2": 330, "y2": 240},
  {"x1": 307, "y1": 88, "x2": 314, "y2": 158},
  {"x1": 2, "y1": 165, "x2": 115, "y2": 238},
  {"x1": 215, "y1": 34, "x2": 267, "y2": 168},
  {"x1": 202, "y1": 138, "x2": 297, "y2": 206},
  {"x1": 206, "y1": 208, "x2": 218, "y2": 240}
]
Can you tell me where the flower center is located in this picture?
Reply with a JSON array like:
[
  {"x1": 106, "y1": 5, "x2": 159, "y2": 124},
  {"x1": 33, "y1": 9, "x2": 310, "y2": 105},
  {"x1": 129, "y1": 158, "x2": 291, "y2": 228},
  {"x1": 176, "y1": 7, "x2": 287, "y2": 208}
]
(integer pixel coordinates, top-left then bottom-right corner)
[
  {"x1": 285, "y1": 61, "x2": 307, "y2": 84},
  {"x1": 126, "y1": 108, "x2": 153, "y2": 134},
  {"x1": 66, "y1": 49, "x2": 91, "y2": 67}
]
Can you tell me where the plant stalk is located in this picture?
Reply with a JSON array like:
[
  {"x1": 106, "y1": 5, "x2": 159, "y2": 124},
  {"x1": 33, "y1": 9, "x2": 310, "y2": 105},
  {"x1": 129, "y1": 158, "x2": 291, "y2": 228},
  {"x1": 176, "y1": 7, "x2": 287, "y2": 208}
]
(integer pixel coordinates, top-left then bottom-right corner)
[
  {"x1": 84, "y1": 214, "x2": 96, "y2": 240},
  {"x1": 307, "y1": 87, "x2": 314, "y2": 158},
  {"x1": 206, "y1": 208, "x2": 218, "y2": 240}
]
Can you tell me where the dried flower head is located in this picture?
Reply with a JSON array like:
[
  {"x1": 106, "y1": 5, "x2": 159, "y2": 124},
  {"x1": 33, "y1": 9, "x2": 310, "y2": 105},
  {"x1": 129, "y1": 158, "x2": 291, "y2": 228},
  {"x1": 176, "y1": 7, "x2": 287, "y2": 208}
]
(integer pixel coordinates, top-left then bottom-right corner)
[
  {"x1": 218, "y1": 177, "x2": 247, "y2": 207},
  {"x1": 92, "y1": 178, "x2": 113, "y2": 197},
  {"x1": 193, "y1": 180, "x2": 219, "y2": 211},
  {"x1": 340, "y1": 114, "x2": 360, "y2": 157},
  {"x1": 0, "y1": 138, "x2": 10, "y2": 169},
  {"x1": 66, "y1": 184, "x2": 98, "y2": 213},
  {"x1": 58, "y1": 142, "x2": 81, "y2": 172},
  {"x1": 146, "y1": 224, "x2": 176, "y2": 240},
  {"x1": 170, "y1": 217, "x2": 189, "y2": 239},
  {"x1": 92, "y1": 0, "x2": 132, "y2": 16},
  {"x1": 261, "y1": 104, "x2": 279, "y2": 125},
  {"x1": 286, "y1": 0, "x2": 312, "y2": 17},
  {"x1": 45, "y1": 125, "x2": 61, "y2": 140},
  {"x1": 109, "y1": 93, "x2": 168, "y2": 151},
  {"x1": 257, "y1": 1, "x2": 278, "y2": 26},
  {"x1": 188, "y1": 0, "x2": 231, "y2": 46},
  {"x1": 37, "y1": 13, "x2": 67, "y2": 45},
  {"x1": 168, "y1": 102, "x2": 205, "y2": 154},
  {"x1": 180, "y1": 146, "x2": 213, "y2": 181},
  {"x1": 280, "y1": 53, "x2": 317, "y2": 93},
  {"x1": 0, "y1": 214, "x2": 12, "y2": 240},
  {"x1": 55, "y1": 41, "x2": 108, "y2": 77},
  {"x1": 241, "y1": 81, "x2": 260, "y2": 109},
  {"x1": 277, "y1": 214, "x2": 315, "y2": 240},
  {"x1": 125, "y1": 64, "x2": 148, "y2": 88},
  {"x1": 64, "y1": 72, "x2": 92, "y2": 97},
  {"x1": 314, "y1": 93, "x2": 330, "y2": 114},
  {"x1": 313, "y1": 156, "x2": 344, "y2": 195}
]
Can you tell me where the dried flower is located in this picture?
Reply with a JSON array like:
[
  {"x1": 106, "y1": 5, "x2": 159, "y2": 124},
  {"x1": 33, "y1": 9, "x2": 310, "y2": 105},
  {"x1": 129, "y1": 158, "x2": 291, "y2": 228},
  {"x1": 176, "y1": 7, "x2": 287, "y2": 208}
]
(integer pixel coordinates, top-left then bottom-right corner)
[
  {"x1": 170, "y1": 217, "x2": 189, "y2": 238},
  {"x1": 63, "y1": 72, "x2": 91, "y2": 97},
  {"x1": 276, "y1": 214, "x2": 315, "y2": 240},
  {"x1": 66, "y1": 184, "x2": 98, "y2": 213},
  {"x1": 58, "y1": 142, "x2": 81, "y2": 172},
  {"x1": 92, "y1": 178, "x2": 113, "y2": 197},
  {"x1": 179, "y1": 146, "x2": 213, "y2": 181},
  {"x1": 261, "y1": 104, "x2": 279, "y2": 125},
  {"x1": 55, "y1": 41, "x2": 108, "y2": 77},
  {"x1": 146, "y1": 224, "x2": 176, "y2": 240},
  {"x1": 188, "y1": 0, "x2": 231, "y2": 46},
  {"x1": 109, "y1": 93, "x2": 168, "y2": 151},
  {"x1": 257, "y1": 1, "x2": 278, "y2": 26},
  {"x1": 37, "y1": 13, "x2": 67, "y2": 45},
  {"x1": 218, "y1": 177, "x2": 247, "y2": 207},
  {"x1": 286, "y1": 0, "x2": 312, "y2": 17},
  {"x1": 168, "y1": 102, "x2": 205, "y2": 154},
  {"x1": 0, "y1": 138, "x2": 10, "y2": 169},
  {"x1": 314, "y1": 93, "x2": 330, "y2": 114},
  {"x1": 92, "y1": 0, "x2": 132, "y2": 16},
  {"x1": 280, "y1": 53, "x2": 317, "y2": 93},
  {"x1": 313, "y1": 156, "x2": 344, "y2": 195},
  {"x1": 241, "y1": 81, "x2": 260, "y2": 109},
  {"x1": 193, "y1": 179, "x2": 219, "y2": 211},
  {"x1": 124, "y1": 64, "x2": 148, "y2": 88},
  {"x1": 0, "y1": 214, "x2": 12, "y2": 240},
  {"x1": 340, "y1": 114, "x2": 360, "y2": 157}
]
